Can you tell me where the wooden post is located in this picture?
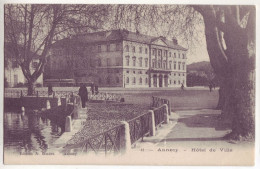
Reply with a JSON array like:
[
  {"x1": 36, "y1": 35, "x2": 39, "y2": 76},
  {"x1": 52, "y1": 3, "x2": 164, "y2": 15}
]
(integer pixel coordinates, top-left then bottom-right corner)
[
  {"x1": 119, "y1": 121, "x2": 131, "y2": 155},
  {"x1": 148, "y1": 110, "x2": 156, "y2": 136}
]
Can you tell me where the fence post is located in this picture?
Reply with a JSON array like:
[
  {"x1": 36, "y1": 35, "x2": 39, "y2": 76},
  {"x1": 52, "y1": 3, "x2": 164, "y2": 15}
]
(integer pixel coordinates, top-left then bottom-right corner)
[
  {"x1": 20, "y1": 90, "x2": 23, "y2": 98},
  {"x1": 57, "y1": 96, "x2": 61, "y2": 106},
  {"x1": 65, "y1": 116, "x2": 72, "y2": 132},
  {"x1": 148, "y1": 110, "x2": 156, "y2": 136},
  {"x1": 164, "y1": 104, "x2": 169, "y2": 124},
  {"x1": 168, "y1": 100, "x2": 171, "y2": 115},
  {"x1": 46, "y1": 100, "x2": 51, "y2": 109},
  {"x1": 119, "y1": 121, "x2": 131, "y2": 155}
]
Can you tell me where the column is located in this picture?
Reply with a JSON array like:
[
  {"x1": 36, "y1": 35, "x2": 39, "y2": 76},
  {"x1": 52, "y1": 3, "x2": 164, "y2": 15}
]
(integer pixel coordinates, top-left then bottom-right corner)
[{"x1": 157, "y1": 74, "x2": 159, "y2": 87}]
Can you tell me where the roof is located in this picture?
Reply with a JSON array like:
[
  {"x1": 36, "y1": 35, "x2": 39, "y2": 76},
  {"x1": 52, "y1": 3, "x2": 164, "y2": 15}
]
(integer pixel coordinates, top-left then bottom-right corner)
[{"x1": 52, "y1": 29, "x2": 188, "y2": 51}]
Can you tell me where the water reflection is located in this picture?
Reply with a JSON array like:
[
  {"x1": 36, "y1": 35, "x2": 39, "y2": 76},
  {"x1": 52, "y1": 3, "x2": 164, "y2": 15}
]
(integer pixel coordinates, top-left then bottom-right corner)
[{"x1": 4, "y1": 111, "x2": 63, "y2": 154}]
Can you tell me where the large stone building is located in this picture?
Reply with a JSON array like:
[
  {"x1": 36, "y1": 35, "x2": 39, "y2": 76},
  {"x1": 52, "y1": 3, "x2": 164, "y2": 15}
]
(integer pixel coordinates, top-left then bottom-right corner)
[{"x1": 45, "y1": 29, "x2": 187, "y2": 88}]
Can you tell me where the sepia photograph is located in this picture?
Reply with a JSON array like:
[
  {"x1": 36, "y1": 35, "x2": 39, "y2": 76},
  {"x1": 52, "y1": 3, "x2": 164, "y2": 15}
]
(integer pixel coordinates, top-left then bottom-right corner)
[{"x1": 1, "y1": 0, "x2": 258, "y2": 166}]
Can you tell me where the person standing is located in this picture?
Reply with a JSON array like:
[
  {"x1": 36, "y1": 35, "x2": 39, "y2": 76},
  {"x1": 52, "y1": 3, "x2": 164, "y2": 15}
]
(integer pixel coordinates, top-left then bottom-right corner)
[
  {"x1": 209, "y1": 83, "x2": 213, "y2": 92},
  {"x1": 181, "y1": 83, "x2": 184, "y2": 90},
  {"x1": 48, "y1": 84, "x2": 53, "y2": 95},
  {"x1": 78, "y1": 84, "x2": 88, "y2": 108},
  {"x1": 91, "y1": 83, "x2": 95, "y2": 95}
]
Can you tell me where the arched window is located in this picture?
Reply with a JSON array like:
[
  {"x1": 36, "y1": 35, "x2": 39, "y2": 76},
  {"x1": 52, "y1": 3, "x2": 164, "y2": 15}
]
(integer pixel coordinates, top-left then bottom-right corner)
[{"x1": 125, "y1": 45, "x2": 129, "y2": 52}]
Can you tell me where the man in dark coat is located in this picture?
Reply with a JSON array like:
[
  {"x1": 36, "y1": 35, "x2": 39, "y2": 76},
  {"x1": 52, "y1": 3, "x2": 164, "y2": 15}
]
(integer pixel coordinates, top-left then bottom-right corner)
[{"x1": 78, "y1": 84, "x2": 88, "y2": 108}]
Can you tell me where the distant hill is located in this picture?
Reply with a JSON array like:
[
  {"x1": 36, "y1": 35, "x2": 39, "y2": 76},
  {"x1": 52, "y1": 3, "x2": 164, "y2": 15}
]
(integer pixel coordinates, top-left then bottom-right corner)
[{"x1": 187, "y1": 61, "x2": 213, "y2": 72}]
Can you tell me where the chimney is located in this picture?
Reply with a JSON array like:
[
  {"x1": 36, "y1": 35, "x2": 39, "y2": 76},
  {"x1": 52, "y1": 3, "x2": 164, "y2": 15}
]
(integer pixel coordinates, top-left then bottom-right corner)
[{"x1": 172, "y1": 37, "x2": 178, "y2": 45}]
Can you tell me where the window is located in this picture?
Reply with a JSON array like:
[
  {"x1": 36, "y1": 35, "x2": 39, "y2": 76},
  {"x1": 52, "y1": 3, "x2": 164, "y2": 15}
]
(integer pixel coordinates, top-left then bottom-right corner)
[
  {"x1": 133, "y1": 77, "x2": 136, "y2": 84},
  {"x1": 126, "y1": 70, "x2": 129, "y2": 73},
  {"x1": 116, "y1": 69, "x2": 119, "y2": 73},
  {"x1": 145, "y1": 58, "x2": 148, "y2": 67},
  {"x1": 158, "y1": 50, "x2": 161, "y2": 56},
  {"x1": 152, "y1": 49, "x2": 156, "y2": 56},
  {"x1": 139, "y1": 57, "x2": 142, "y2": 67},
  {"x1": 179, "y1": 73, "x2": 181, "y2": 76},
  {"x1": 107, "y1": 44, "x2": 110, "y2": 52},
  {"x1": 182, "y1": 54, "x2": 185, "y2": 59},
  {"x1": 132, "y1": 46, "x2": 135, "y2": 53},
  {"x1": 178, "y1": 53, "x2": 180, "y2": 58},
  {"x1": 126, "y1": 77, "x2": 129, "y2": 83},
  {"x1": 139, "y1": 77, "x2": 142, "y2": 84},
  {"x1": 178, "y1": 80, "x2": 180, "y2": 84},
  {"x1": 164, "y1": 50, "x2": 167, "y2": 57},
  {"x1": 183, "y1": 73, "x2": 185, "y2": 76},
  {"x1": 116, "y1": 77, "x2": 119, "y2": 83},
  {"x1": 139, "y1": 71, "x2": 142, "y2": 74},
  {"x1": 169, "y1": 52, "x2": 172, "y2": 57},
  {"x1": 126, "y1": 45, "x2": 129, "y2": 52},
  {"x1": 174, "y1": 73, "x2": 176, "y2": 76},
  {"x1": 163, "y1": 61, "x2": 166, "y2": 69},
  {"x1": 145, "y1": 78, "x2": 148, "y2": 84},
  {"x1": 152, "y1": 59, "x2": 156, "y2": 68},
  {"x1": 174, "y1": 53, "x2": 176, "y2": 58},
  {"x1": 116, "y1": 43, "x2": 120, "y2": 51},
  {"x1": 145, "y1": 48, "x2": 148, "y2": 54},
  {"x1": 169, "y1": 61, "x2": 172, "y2": 69},
  {"x1": 133, "y1": 71, "x2": 136, "y2": 74},
  {"x1": 178, "y1": 62, "x2": 181, "y2": 70},
  {"x1": 133, "y1": 57, "x2": 136, "y2": 67},
  {"x1": 183, "y1": 63, "x2": 185, "y2": 70},
  {"x1": 170, "y1": 80, "x2": 171, "y2": 84},
  {"x1": 126, "y1": 56, "x2": 130, "y2": 66},
  {"x1": 158, "y1": 61, "x2": 161, "y2": 68},
  {"x1": 174, "y1": 80, "x2": 176, "y2": 84},
  {"x1": 139, "y1": 47, "x2": 142, "y2": 53},
  {"x1": 97, "y1": 58, "x2": 101, "y2": 66},
  {"x1": 116, "y1": 58, "x2": 120, "y2": 66},
  {"x1": 98, "y1": 45, "x2": 101, "y2": 52},
  {"x1": 174, "y1": 62, "x2": 176, "y2": 70}
]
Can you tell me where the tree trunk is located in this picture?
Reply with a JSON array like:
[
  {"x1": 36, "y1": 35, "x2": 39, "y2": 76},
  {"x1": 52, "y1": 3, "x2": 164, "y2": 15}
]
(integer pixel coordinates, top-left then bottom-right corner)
[
  {"x1": 228, "y1": 63, "x2": 255, "y2": 139},
  {"x1": 27, "y1": 80, "x2": 36, "y2": 96}
]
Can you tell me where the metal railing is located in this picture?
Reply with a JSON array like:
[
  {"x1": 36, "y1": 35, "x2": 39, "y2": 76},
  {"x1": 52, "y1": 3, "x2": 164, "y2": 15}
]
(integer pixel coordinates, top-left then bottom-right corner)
[
  {"x1": 128, "y1": 112, "x2": 150, "y2": 145},
  {"x1": 153, "y1": 105, "x2": 166, "y2": 127},
  {"x1": 151, "y1": 96, "x2": 171, "y2": 115},
  {"x1": 4, "y1": 89, "x2": 122, "y2": 102},
  {"x1": 64, "y1": 123, "x2": 123, "y2": 156}
]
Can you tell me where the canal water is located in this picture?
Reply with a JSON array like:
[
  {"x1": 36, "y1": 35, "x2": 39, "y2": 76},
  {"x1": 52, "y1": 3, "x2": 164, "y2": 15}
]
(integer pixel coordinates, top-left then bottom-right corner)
[{"x1": 4, "y1": 111, "x2": 64, "y2": 154}]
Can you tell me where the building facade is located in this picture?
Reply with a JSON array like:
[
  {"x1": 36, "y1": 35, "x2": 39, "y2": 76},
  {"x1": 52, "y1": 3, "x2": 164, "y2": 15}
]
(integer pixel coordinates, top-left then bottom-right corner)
[{"x1": 45, "y1": 29, "x2": 187, "y2": 88}]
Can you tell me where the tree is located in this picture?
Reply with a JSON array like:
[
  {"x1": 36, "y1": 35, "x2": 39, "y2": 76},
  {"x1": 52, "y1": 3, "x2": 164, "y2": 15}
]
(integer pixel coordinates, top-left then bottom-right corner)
[
  {"x1": 107, "y1": 4, "x2": 255, "y2": 139},
  {"x1": 192, "y1": 5, "x2": 255, "y2": 139},
  {"x1": 4, "y1": 4, "x2": 109, "y2": 95}
]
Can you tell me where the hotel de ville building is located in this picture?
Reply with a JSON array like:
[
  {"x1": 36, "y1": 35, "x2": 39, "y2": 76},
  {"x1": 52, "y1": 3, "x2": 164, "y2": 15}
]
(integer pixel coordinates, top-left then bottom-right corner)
[{"x1": 44, "y1": 29, "x2": 188, "y2": 88}]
